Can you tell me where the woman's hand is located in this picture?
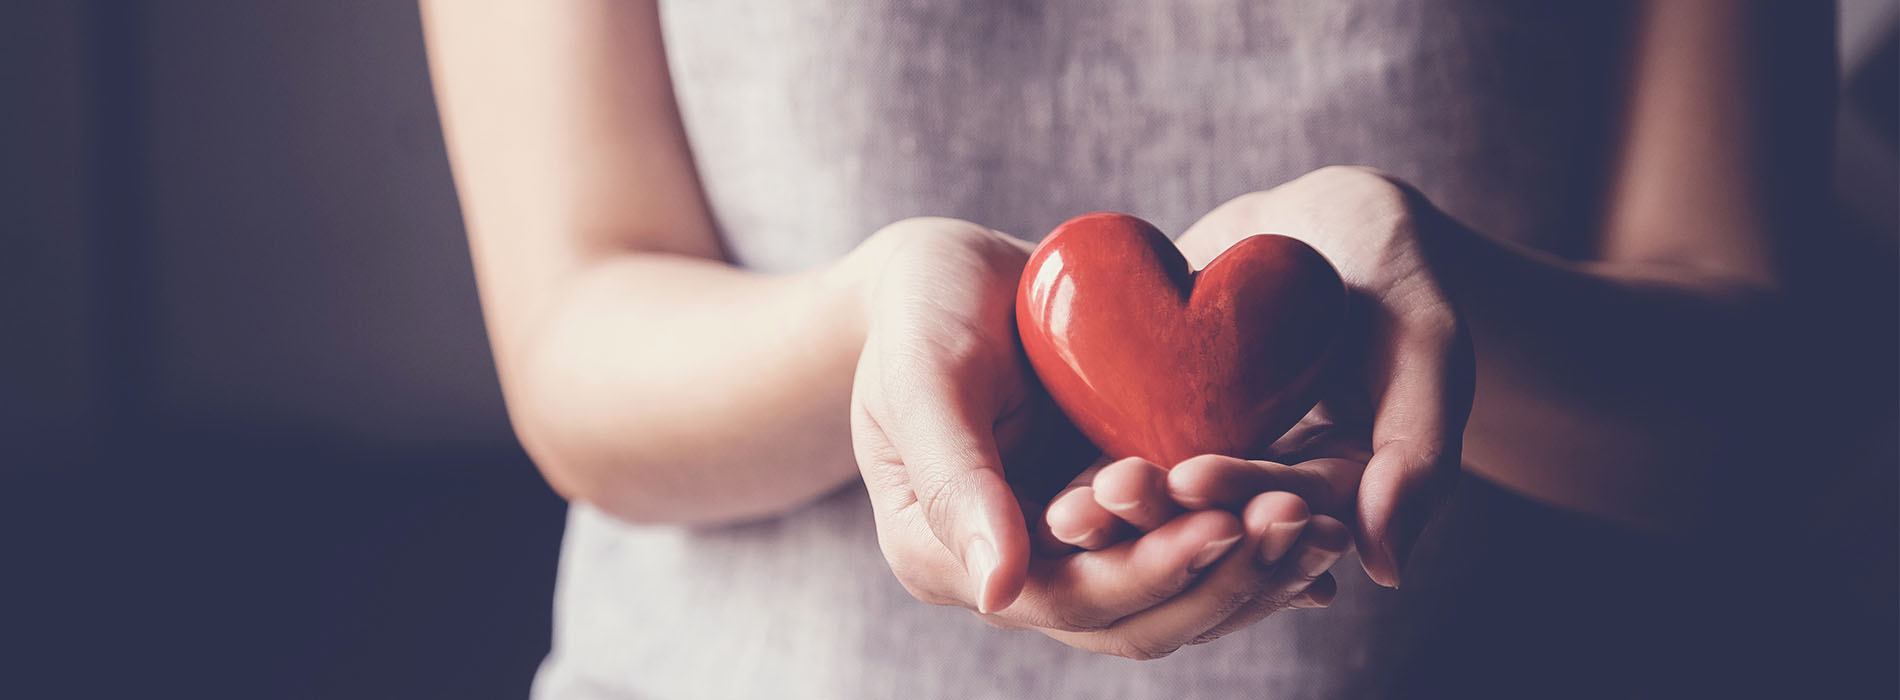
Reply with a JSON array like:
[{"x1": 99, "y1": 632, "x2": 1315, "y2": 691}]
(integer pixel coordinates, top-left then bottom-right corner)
[
  {"x1": 1181, "y1": 166, "x2": 1476, "y2": 587},
  {"x1": 1043, "y1": 456, "x2": 1354, "y2": 636},
  {"x1": 1049, "y1": 167, "x2": 1475, "y2": 588},
  {"x1": 849, "y1": 217, "x2": 1354, "y2": 658}
]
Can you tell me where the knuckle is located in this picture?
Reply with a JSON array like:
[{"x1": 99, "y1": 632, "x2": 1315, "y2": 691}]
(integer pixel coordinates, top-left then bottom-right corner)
[{"x1": 915, "y1": 467, "x2": 981, "y2": 532}]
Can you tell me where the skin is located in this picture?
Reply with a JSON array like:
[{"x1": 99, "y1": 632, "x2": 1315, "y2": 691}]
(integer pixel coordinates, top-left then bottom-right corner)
[
  {"x1": 421, "y1": 0, "x2": 1831, "y2": 660},
  {"x1": 1054, "y1": 1, "x2": 1835, "y2": 582}
]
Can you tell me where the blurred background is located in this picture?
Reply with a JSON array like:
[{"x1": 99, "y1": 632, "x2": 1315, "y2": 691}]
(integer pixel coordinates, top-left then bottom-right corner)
[
  {"x1": 4, "y1": 3, "x2": 559, "y2": 698},
  {"x1": 1, "y1": 2, "x2": 1894, "y2": 698}
]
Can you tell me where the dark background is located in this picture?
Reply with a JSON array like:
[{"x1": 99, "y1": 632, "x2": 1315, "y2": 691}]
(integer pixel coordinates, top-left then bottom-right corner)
[
  {"x1": 2, "y1": 1, "x2": 1895, "y2": 699},
  {"x1": 4, "y1": 3, "x2": 560, "y2": 698}
]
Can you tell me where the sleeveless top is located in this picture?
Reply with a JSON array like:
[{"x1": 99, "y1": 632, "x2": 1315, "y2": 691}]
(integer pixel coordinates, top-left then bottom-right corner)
[{"x1": 534, "y1": 2, "x2": 1634, "y2": 698}]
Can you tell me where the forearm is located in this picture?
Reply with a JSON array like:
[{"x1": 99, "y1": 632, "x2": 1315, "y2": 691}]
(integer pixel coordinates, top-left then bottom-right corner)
[
  {"x1": 1421, "y1": 215, "x2": 1787, "y2": 531},
  {"x1": 425, "y1": 0, "x2": 852, "y2": 524},
  {"x1": 505, "y1": 244, "x2": 885, "y2": 525}
]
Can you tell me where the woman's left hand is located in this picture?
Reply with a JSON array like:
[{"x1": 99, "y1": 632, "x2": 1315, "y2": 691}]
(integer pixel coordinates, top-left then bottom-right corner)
[{"x1": 1047, "y1": 166, "x2": 1475, "y2": 588}]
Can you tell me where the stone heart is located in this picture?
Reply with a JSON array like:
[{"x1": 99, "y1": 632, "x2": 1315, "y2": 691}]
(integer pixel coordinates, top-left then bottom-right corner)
[{"x1": 1016, "y1": 212, "x2": 1346, "y2": 468}]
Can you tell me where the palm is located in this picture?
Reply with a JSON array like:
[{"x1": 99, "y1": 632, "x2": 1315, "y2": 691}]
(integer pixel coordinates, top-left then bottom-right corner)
[{"x1": 1171, "y1": 167, "x2": 1474, "y2": 587}]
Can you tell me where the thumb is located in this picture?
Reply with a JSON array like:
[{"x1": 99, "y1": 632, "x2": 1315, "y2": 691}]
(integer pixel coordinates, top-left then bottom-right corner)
[
  {"x1": 1356, "y1": 323, "x2": 1473, "y2": 588},
  {"x1": 883, "y1": 375, "x2": 1031, "y2": 613}
]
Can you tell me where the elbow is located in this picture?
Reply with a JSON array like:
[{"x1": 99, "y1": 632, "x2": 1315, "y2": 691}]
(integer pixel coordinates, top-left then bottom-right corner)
[
  {"x1": 517, "y1": 430, "x2": 587, "y2": 505},
  {"x1": 496, "y1": 342, "x2": 688, "y2": 525},
  {"x1": 496, "y1": 344, "x2": 836, "y2": 527},
  {"x1": 513, "y1": 421, "x2": 679, "y2": 526},
  {"x1": 512, "y1": 409, "x2": 778, "y2": 527},
  {"x1": 504, "y1": 391, "x2": 685, "y2": 526},
  {"x1": 525, "y1": 448, "x2": 690, "y2": 526},
  {"x1": 507, "y1": 411, "x2": 593, "y2": 506}
]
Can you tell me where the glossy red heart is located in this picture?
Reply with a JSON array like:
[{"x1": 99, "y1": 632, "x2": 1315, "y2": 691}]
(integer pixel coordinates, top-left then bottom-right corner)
[{"x1": 1016, "y1": 212, "x2": 1346, "y2": 468}]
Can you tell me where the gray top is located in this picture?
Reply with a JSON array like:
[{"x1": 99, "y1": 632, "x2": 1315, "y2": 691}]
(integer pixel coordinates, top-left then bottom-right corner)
[{"x1": 534, "y1": 2, "x2": 1631, "y2": 698}]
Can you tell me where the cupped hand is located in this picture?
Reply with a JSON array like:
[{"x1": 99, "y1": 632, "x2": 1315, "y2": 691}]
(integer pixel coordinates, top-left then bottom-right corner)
[
  {"x1": 849, "y1": 217, "x2": 1352, "y2": 658},
  {"x1": 1048, "y1": 167, "x2": 1475, "y2": 588},
  {"x1": 1043, "y1": 455, "x2": 1353, "y2": 636},
  {"x1": 1184, "y1": 166, "x2": 1475, "y2": 587}
]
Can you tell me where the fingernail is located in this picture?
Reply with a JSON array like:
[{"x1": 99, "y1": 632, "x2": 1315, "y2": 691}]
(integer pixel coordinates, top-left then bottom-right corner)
[
  {"x1": 1170, "y1": 490, "x2": 1210, "y2": 510},
  {"x1": 1098, "y1": 498, "x2": 1141, "y2": 512},
  {"x1": 1052, "y1": 526, "x2": 1104, "y2": 547},
  {"x1": 966, "y1": 537, "x2": 999, "y2": 613},
  {"x1": 1258, "y1": 519, "x2": 1307, "y2": 565},
  {"x1": 1189, "y1": 535, "x2": 1242, "y2": 572},
  {"x1": 1296, "y1": 543, "x2": 1342, "y2": 578},
  {"x1": 1382, "y1": 543, "x2": 1404, "y2": 589}
]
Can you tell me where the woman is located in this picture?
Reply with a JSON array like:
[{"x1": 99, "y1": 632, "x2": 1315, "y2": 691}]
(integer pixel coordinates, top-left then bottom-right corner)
[{"x1": 421, "y1": 1, "x2": 1833, "y2": 697}]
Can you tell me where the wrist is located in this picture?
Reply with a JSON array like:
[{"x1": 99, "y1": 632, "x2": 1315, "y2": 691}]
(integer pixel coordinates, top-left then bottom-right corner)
[
  {"x1": 827, "y1": 222, "x2": 910, "y2": 345},
  {"x1": 832, "y1": 218, "x2": 1032, "y2": 338}
]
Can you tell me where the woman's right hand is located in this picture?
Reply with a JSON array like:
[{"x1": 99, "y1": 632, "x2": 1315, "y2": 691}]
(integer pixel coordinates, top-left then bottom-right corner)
[{"x1": 849, "y1": 218, "x2": 1354, "y2": 659}]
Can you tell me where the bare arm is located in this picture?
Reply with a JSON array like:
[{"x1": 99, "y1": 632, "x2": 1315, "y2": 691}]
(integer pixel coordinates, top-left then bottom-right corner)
[
  {"x1": 422, "y1": 0, "x2": 866, "y2": 523},
  {"x1": 1151, "y1": 1, "x2": 1834, "y2": 581},
  {"x1": 1450, "y1": 0, "x2": 1834, "y2": 531},
  {"x1": 423, "y1": 2, "x2": 1357, "y2": 652}
]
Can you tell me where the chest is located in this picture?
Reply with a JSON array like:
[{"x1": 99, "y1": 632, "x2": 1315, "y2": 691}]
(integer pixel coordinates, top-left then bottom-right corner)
[{"x1": 660, "y1": 0, "x2": 1634, "y2": 270}]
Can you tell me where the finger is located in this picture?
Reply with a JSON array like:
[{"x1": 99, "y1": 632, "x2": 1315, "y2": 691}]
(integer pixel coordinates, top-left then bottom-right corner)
[
  {"x1": 1028, "y1": 498, "x2": 1072, "y2": 556},
  {"x1": 1357, "y1": 323, "x2": 1473, "y2": 588},
  {"x1": 1044, "y1": 493, "x2": 1306, "y2": 656},
  {"x1": 906, "y1": 421, "x2": 1025, "y2": 614},
  {"x1": 1045, "y1": 486, "x2": 1127, "y2": 551},
  {"x1": 872, "y1": 363, "x2": 1031, "y2": 615},
  {"x1": 1251, "y1": 492, "x2": 1312, "y2": 568},
  {"x1": 1177, "y1": 514, "x2": 1353, "y2": 649},
  {"x1": 1043, "y1": 457, "x2": 1120, "y2": 551},
  {"x1": 1167, "y1": 454, "x2": 1357, "y2": 514},
  {"x1": 1004, "y1": 509, "x2": 1244, "y2": 631},
  {"x1": 1092, "y1": 457, "x2": 1179, "y2": 532}
]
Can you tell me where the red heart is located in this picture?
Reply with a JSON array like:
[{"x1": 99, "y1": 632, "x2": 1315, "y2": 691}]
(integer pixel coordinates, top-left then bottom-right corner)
[{"x1": 1016, "y1": 212, "x2": 1346, "y2": 468}]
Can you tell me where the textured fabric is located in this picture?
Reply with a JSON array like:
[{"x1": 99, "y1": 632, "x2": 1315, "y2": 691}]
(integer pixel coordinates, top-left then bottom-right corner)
[{"x1": 535, "y1": 2, "x2": 1635, "y2": 698}]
